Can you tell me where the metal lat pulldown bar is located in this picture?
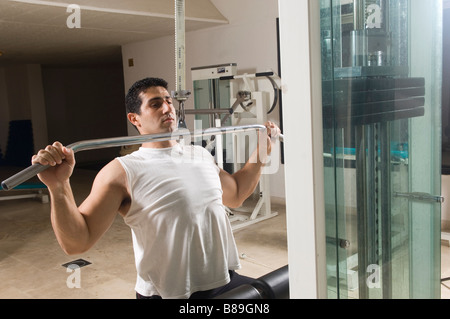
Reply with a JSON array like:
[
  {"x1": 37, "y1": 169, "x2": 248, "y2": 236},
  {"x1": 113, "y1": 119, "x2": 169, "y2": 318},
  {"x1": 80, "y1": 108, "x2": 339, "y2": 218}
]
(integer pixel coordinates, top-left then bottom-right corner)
[{"x1": 1, "y1": 124, "x2": 283, "y2": 191}]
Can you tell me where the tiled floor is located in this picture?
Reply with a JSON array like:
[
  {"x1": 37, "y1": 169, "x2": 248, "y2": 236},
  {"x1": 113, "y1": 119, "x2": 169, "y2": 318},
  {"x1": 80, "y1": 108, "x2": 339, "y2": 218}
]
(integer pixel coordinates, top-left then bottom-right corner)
[{"x1": 1, "y1": 166, "x2": 450, "y2": 299}]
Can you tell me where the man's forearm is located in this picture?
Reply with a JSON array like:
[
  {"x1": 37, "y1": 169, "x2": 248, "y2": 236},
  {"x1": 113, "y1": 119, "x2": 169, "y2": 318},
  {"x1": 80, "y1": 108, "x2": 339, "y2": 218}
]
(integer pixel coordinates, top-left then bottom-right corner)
[{"x1": 48, "y1": 181, "x2": 90, "y2": 255}]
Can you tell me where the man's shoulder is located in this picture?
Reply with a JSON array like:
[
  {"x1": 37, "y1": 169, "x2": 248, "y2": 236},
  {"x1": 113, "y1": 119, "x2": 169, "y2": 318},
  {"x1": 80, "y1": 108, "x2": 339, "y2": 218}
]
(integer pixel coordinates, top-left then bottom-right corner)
[{"x1": 95, "y1": 159, "x2": 127, "y2": 184}]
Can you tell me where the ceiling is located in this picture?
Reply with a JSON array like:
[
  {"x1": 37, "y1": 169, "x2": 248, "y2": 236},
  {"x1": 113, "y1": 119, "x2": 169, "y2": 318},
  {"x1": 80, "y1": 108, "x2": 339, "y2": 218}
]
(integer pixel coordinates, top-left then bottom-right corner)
[{"x1": 0, "y1": 0, "x2": 228, "y2": 66}]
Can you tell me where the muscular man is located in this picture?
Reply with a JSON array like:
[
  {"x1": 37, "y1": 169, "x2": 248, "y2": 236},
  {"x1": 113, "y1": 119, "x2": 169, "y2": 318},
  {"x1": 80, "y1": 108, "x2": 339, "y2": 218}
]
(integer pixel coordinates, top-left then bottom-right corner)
[{"x1": 32, "y1": 77, "x2": 280, "y2": 299}]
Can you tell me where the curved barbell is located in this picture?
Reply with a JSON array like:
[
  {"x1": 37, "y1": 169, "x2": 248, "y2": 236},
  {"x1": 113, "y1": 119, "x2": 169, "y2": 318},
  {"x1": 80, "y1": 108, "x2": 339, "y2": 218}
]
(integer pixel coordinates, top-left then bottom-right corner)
[{"x1": 1, "y1": 124, "x2": 284, "y2": 191}]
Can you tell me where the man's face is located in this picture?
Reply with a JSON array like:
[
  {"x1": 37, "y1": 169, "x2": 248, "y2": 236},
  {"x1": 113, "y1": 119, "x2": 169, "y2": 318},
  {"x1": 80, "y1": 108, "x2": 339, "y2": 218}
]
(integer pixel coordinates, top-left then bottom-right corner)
[{"x1": 129, "y1": 86, "x2": 177, "y2": 135}]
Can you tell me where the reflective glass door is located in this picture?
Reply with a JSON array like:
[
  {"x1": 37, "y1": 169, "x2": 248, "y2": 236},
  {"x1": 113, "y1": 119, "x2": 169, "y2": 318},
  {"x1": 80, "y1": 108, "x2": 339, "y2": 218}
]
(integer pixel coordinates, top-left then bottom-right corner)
[{"x1": 321, "y1": 0, "x2": 443, "y2": 298}]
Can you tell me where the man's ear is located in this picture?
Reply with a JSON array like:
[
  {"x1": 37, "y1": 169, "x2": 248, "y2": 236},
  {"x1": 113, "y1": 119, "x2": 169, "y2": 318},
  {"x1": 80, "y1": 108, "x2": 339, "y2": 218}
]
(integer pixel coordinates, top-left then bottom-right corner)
[{"x1": 127, "y1": 113, "x2": 140, "y2": 127}]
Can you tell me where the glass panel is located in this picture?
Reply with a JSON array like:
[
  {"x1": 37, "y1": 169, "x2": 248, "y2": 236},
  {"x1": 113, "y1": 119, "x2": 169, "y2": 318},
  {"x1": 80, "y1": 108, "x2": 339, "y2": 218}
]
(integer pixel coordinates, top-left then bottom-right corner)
[
  {"x1": 321, "y1": 0, "x2": 442, "y2": 299},
  {"x1": 321, "y1": 0, "x2": 350, "y2": 299},
  {"x1": 408, "y1": 1, "x2": 443, "y2": 298},
  {"x1": 193, "y1": 78, "x2": 233, "y2": 172}
]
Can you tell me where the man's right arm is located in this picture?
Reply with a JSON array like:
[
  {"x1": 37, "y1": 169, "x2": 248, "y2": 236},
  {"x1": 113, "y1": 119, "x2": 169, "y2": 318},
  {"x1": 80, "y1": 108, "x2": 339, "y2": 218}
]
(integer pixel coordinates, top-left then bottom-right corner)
[{"x1": 33, "y1": 142, "x2": 128, "y2": 255}]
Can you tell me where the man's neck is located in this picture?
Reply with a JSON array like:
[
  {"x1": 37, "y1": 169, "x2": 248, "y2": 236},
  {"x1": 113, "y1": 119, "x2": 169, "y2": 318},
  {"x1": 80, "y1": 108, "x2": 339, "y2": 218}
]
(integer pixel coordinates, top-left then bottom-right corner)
[{"x1": 141, "y1": 140, "x2": 178, "y2": 149}]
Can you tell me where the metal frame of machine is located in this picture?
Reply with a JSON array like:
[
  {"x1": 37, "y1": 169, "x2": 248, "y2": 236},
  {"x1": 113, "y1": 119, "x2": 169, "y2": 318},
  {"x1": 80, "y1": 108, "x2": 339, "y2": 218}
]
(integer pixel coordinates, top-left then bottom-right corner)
[{"x1": 191, "y1": 64, "x2": 281, "y2": 230}]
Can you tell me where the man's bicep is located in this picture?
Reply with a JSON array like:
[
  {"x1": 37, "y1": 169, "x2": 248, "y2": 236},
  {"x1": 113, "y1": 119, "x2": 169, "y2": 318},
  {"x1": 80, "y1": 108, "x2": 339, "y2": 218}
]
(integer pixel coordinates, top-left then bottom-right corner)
[
  {"x1": 78, "y1": 160, "x2": 128, "y2": 245},
  {"x1": 219, "y1": 168, "x2": 240, "y2": 208}
]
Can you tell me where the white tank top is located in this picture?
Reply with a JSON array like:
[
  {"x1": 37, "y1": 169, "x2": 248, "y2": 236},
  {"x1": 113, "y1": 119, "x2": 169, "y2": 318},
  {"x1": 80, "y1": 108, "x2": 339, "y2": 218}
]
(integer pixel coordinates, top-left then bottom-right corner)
[{"x1": 117, "y1": 143, "x2": 241, "y2": 299}]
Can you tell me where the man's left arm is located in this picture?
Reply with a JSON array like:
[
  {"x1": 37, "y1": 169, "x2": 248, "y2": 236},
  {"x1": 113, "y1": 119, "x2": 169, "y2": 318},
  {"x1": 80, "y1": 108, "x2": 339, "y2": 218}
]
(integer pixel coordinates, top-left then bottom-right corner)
[{"x1": 220, "y1": 122, "x2": 280, "y2": 208}]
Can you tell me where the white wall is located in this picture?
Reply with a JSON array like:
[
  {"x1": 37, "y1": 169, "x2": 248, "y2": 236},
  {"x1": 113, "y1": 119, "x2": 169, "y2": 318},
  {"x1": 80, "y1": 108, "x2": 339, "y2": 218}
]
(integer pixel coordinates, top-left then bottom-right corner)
[{"x1": 121, "y1": 0, "x2": 285, "y2": 198}]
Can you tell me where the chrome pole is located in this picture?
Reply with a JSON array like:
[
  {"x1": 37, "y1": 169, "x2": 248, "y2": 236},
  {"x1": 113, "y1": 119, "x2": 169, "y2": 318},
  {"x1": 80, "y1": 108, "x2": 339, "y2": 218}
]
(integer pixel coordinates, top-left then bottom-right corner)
[
  {"x1": 1, "y1": 124, "x2": 283, "y2": 191},
  {"x1": 173, "y1": 0, "x2": 190, "y2": 129}
]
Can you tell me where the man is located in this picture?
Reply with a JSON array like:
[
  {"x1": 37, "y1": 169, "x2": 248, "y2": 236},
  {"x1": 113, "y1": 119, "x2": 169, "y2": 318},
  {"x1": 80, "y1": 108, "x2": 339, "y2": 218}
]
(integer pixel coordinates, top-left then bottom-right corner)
[{"x1": 32, "y1": 77, "x2": 280, "y2": 299}]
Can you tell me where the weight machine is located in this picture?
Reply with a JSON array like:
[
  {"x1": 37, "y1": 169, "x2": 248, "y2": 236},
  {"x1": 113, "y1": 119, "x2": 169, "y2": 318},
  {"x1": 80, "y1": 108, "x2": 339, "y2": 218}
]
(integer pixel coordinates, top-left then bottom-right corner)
[{"x1": 189, "y1": 63, "x2": 282, "y2": 230}]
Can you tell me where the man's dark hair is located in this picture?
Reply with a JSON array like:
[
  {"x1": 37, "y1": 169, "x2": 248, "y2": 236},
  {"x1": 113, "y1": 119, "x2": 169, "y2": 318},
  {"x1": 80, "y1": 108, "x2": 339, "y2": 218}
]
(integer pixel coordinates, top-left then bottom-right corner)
[{"x1": 125, "y1": 77, "x2": 169, "y2": 114}]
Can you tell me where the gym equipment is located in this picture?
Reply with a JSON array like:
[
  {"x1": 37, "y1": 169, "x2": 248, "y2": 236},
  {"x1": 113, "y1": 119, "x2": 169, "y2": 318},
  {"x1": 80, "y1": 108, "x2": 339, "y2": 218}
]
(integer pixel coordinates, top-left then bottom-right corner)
[
  {"x1": 1, "y1": 124, "x2": 284, "y2": 191},
  {"x1": 215, "y1": 265, "x2": 289, "y2": 299},
  {"x1": 172, "y1": 0, "x2": 190, "y2": 129},
  {"x1": 0, "y1": 182, "x2": 48, "y2": 203},
  {"x1": 191, "y1": 64, "x2": 283, "y2": 230}
]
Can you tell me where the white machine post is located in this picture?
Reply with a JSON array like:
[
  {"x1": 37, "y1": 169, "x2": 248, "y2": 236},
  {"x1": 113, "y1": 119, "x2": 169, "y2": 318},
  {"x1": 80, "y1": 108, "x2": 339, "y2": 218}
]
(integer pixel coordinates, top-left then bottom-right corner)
[{"x1": 229, "y1": 73, "x2": 279, "y2": 230}]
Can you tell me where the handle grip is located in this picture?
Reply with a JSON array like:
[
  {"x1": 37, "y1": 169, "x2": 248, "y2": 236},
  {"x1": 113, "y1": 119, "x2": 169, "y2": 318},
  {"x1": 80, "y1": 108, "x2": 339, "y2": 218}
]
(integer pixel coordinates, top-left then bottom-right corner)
[{"x1": 1, "y1": 163, "x2": 48, "y2": 191}]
